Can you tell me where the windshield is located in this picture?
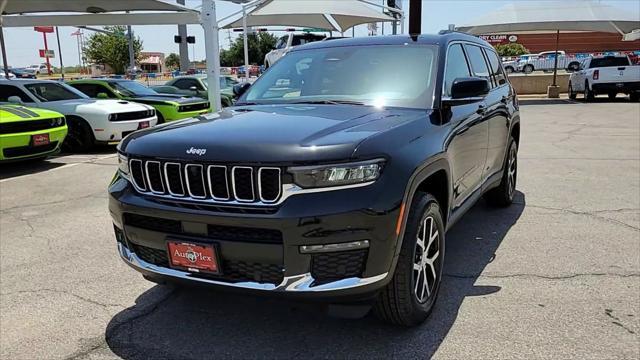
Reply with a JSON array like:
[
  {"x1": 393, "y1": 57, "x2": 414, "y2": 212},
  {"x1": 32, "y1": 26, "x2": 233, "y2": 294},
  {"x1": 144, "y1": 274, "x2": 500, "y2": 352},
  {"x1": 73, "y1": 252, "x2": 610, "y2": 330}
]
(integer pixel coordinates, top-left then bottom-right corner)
[
  {"x1": 24, "y1": 82, "x2": 86, "y2": 102},
  {"x1": 240, "y1": 45, "x2": 438, "y2": 109},
  {"x1": 590, "y1": 57, "x2": 630, "y2": 68},
  {"x1": 108, "y1": 80, "x2": 158, "y2": 97}
]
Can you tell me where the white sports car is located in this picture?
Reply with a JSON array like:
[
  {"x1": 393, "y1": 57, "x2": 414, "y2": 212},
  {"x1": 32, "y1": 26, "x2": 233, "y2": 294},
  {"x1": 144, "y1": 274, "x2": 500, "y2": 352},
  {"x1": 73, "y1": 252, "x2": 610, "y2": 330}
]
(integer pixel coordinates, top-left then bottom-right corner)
[{"x1": 0, "y1": 79, "x2": 157, "y2": 151}]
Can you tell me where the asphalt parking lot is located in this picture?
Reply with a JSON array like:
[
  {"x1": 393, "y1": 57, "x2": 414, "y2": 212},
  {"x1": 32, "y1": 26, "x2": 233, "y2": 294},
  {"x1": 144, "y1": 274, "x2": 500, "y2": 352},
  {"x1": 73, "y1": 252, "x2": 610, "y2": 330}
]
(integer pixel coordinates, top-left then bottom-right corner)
[{"x1": 1, "y1": 98, "x2": 638, "y2": 359}]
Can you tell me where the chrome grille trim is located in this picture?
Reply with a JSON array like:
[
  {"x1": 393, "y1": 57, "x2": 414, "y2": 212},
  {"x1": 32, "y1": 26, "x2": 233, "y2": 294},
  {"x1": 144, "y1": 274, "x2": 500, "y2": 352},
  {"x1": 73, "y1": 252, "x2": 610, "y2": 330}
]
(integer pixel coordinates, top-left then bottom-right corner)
[
  {"x1": 145, "y1": 161, "x2": 165, "y2": 194},
  {"x1": 207, "y1": 165, "x2": 230, "y2": 201},
  {"x1": 184, "y1": 164, "x2": 207, "y2": 199},
  {"x1": 258, "y1": 167, "x2": 281, "y2": 203},
  {"x1": 129, "y1": 159, "x2": 146, "y2": 192},
  {"x1": 163, "y1": 162, "x2": 185, "y2": 196},
  {"x1": 231, "y1": 166, "x2": 255, "y2": 202}
]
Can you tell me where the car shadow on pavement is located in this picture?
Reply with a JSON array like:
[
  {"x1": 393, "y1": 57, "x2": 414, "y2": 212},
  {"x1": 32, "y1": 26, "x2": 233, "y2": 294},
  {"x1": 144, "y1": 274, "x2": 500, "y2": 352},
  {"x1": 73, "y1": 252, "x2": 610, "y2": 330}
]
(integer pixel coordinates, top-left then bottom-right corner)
[
  {"x1": 0, "y1": 159, "x2": 67, "y2": 180},
  {"x1": 105, "y1": 192, "x2": 525, "y2": 359}
]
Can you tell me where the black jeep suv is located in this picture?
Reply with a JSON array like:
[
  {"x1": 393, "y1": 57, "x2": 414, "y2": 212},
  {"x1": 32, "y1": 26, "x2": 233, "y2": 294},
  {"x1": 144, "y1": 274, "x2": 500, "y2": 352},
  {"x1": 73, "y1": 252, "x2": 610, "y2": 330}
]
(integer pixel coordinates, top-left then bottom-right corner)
[{"x1": 109, "y1": 32, "x2": 520, "y2": 326}]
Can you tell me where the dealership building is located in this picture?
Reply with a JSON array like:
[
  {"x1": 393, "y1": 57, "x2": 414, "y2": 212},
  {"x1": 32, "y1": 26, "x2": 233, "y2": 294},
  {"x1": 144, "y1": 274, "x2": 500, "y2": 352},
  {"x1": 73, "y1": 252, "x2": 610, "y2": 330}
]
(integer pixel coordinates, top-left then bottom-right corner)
[{"x1": 480, "y1": 31, "x2": 640, "y2": 54}]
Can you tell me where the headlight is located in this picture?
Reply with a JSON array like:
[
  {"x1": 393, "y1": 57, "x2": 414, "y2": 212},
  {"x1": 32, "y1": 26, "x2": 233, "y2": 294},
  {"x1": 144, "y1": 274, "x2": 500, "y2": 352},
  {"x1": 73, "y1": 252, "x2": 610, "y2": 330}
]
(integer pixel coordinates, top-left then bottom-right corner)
[
  {"x1": 118, "y1": 153, "x2": 130, "y2": 179},
  {"x1": 109, "y1": 113, "x2": 118, "y2": 121},
  {"x1": 288, "y1": 159, "x2": 384, "y2": 189}
]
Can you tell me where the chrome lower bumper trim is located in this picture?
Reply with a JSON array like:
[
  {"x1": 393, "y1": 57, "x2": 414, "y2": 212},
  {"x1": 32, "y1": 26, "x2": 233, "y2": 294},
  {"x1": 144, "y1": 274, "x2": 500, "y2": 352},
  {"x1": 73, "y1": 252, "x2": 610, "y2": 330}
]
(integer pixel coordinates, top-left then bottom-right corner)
[{"x1": 118, "y1": 243, "x2": 388, "y2": 292}]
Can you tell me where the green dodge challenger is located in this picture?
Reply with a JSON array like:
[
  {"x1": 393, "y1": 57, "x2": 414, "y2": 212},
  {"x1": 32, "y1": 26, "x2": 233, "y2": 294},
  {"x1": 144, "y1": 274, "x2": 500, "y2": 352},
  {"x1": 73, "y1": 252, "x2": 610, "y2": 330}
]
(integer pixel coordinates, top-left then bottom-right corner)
[
  {"x1": 67, "y1": 79, "x2": 211, "y2": 123},
  {"x1": 0, "y1": 104, "x2": 67, "y2": 162}
]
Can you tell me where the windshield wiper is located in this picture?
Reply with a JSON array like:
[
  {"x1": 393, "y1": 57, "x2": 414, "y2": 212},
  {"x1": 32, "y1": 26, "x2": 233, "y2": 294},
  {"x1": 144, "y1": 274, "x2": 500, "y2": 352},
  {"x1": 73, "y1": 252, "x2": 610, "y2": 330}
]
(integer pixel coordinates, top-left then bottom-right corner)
[{"x1": 289, "y1": 99, "x2": 366, "y2": 106}]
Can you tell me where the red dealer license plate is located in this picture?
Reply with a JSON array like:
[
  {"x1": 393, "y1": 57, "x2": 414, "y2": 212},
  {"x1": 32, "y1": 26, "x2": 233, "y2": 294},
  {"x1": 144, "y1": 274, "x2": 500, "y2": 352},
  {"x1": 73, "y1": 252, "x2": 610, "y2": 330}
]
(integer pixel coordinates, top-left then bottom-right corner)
[
  {"x1": 167, "y1": 240, "x2": 220, "y2": 274},
  {"x1": 32, "y1": 133, "x2": 50, "y2": 146}
]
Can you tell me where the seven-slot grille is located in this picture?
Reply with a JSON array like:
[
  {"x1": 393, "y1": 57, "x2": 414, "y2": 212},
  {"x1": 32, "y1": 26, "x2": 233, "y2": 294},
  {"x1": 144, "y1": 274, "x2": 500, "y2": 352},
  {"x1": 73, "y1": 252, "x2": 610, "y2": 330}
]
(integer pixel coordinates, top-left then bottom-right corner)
[{"x1": 129, "y1": 159, "x2": 282, "y2": 204}]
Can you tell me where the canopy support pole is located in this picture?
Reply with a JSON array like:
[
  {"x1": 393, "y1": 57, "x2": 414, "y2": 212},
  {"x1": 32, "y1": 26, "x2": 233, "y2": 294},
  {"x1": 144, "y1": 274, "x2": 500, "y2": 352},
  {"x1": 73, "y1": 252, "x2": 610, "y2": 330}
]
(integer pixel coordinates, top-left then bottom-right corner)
[
  {"x1": 552, "y1": 29, "x2": 559, "y2": 87},
  {"x1": 243, "y1": 4, "x2": 249, "y2": 81},
  {"x1": 202, "y1": 0, "x2": 222, "y2": 111},
  {"x1": 56, "y1": 27, "x2": 64, "y2": 80},
  {"x1": 0, "y1": 26, "x2": 8, "y2": 79}
]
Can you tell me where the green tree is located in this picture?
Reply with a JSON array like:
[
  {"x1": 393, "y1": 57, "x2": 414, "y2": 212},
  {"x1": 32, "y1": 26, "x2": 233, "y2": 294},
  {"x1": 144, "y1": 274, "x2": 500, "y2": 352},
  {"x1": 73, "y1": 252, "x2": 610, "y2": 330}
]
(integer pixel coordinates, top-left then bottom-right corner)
[
  {"x1": 495, "y1": 43, "x2": 529, "y2": 57},
  {"x1": 84, "y1": 26, "x2": 143, "y2": 74},
  {"x1": 165, "y1": 53, "x2": 180, "y2": 70},
  {"x1": 220, "y1": 32, "x2": 277, "y2": 67}
]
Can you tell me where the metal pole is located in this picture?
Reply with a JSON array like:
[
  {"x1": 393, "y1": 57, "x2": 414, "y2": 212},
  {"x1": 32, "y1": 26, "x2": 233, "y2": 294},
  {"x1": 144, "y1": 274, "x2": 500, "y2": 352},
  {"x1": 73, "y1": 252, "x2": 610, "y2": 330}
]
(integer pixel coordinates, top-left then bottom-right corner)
[
  {"x1": 552, "y1": 30, "x2": 559, "y2": 87},
  {"x1": 0, "y1": 26, "x2": 9, "y2": 79},
  {"x1": 76, "y1": 33, "x2": 82, "y2": 74},
  {"x1": 177, "y1": 0, "x2": 190, "y2": 72},
  {"x1": 242, "y1": 4, "x2": 249, "y2": 81},
  {"x1": 202, "y1": 0, "x2": 222, "y2": 111},
  {"x1": 408, "y1": 0, "x2": 422, "y2": 35},
  {"x1": 43, "y1": 32, "x2": 52, "y2": 75},
  {"x1": 127, "y1": 25, "x2": 135, "y2": 76},
  {"x1": 56, "y1": 27, "x2": 64, "y2": 79}
]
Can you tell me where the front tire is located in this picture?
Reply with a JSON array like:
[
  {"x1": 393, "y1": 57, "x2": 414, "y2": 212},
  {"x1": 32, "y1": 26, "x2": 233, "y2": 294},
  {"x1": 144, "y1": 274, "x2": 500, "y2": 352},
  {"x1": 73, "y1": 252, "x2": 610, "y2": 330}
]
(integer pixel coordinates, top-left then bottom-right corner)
[
  {"x1": 523, "y1": 64, "x2": 534, "y2": 74},
  {"x1": 373, "y1": 193, "x2": 445, "y2": 326},
  {"x1": 485, "y1": 137, "x2": 518, "y2": 207},
  {"x1": 568, "y1": 82, "x2": 577, "y2": 100},
  {"x1": 63, "y1": 117, "x2": 94, "y2": 153}
]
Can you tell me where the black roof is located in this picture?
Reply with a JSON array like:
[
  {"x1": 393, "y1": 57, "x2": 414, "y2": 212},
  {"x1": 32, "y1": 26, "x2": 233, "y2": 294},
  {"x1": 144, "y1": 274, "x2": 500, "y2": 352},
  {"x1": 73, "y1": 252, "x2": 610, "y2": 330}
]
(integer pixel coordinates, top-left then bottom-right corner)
[{"x1": 294, "y1": 32, "x2": 489, "y2": 52}]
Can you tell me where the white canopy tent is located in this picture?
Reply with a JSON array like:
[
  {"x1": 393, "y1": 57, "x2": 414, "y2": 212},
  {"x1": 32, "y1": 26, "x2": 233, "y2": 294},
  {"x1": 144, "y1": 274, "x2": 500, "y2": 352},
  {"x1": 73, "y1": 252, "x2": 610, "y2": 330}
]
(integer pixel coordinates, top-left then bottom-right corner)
[
  {"x1": 456, "y1": 1, "x2": 640, "y2": 93},
  {"x1": 222, "y1": 0, "x2": 397, "y2": 32},
  {"x1": 0, "y1": 0, "x2": 223, "y2": 110},
  {"x1": 456, "y1": 2, "x2": 639, "y2": 35}
]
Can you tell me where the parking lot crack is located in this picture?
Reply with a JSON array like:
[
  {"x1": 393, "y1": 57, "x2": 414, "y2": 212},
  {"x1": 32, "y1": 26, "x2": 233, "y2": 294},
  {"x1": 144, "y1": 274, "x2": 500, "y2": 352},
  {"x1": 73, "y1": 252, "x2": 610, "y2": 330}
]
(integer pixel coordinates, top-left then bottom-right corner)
[
  {"x1": 514, "y1": 202, "x2": 640, "y2": 231},
  {"x1": 0, "y1": 289, "x2": 127, "y2": 309},
  {"x1": 444, "y1": 272, "x2": 640, "y2": 280},
  {"x1": 605, "y1": 309, "x2": 636, "y2": 334}
]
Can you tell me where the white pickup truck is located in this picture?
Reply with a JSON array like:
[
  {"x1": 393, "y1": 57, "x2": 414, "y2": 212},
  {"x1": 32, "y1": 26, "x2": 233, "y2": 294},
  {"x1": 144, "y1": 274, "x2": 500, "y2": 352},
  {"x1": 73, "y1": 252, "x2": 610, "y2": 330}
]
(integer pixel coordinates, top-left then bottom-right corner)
[
  {"x1": 264, "y1": 33, "x2": 325, "y2": 68},
  {"x1": 568, "y1": 55, "x2": 640, "y2": 102}
]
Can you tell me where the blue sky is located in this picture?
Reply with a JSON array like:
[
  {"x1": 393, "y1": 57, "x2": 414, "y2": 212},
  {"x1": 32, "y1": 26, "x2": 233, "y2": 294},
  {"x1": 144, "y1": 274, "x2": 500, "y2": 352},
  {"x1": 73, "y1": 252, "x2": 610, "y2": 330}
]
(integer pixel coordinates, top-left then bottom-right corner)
[{"x1": 1, "y1": 0, "x2": 638, "y2": 67}]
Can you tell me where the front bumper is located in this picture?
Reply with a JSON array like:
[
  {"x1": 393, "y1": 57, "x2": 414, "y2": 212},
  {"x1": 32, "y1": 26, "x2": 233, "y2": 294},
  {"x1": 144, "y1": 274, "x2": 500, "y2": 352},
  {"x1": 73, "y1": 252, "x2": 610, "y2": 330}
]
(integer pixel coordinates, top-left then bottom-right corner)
[
  {"x1": 0, "y1": 126, "x2": 67, "y2": 161},
  {"x1": 109, "y1": 175, "x2": 403, "y2": 299},
  {"x1": 94, "y1": 116, "x2": 158, "y2": 143}
]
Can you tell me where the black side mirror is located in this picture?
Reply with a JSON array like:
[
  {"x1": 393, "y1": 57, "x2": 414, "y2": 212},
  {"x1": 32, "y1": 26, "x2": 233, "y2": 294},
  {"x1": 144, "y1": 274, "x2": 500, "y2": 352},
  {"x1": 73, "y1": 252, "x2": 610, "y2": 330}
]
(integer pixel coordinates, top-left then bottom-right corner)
[
  {"x1": 450, "y1": 77, "x2": 490, "y2": 100},
  {"x1": 233, "y1": 82, "x2": 251, "y2": 97}
]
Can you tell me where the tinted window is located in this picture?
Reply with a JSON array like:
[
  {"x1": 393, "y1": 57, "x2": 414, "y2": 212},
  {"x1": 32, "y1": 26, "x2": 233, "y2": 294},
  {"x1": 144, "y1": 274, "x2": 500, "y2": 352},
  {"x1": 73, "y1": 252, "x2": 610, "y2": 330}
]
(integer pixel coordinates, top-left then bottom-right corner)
[
  {"x1": 590, "y1": 57, "x2": 630, "y2": 68},
  {"x1": 24, "y1": 82, "x2": 84, "y2": 102},
  {"x1": 291, "y1": 35, "x2": 325, "y2": 46},
  {"x1": 243, "y1": 45, "x2": 438, "y2": 109},
  {"x1": 70, "y1": 83, "x2": 115, "y2": 98},
  {"x1": 465, "y1": 45, "x2": 491, "y2": 82},
  {"x1": 0, "y1": 85, "x2": 34, "y2": 102},
  {"x1": 108, "y1": 80, "x2": 158, "y2": 96},
  {"x1": 444, "y1": 44, "x2": 471, "y2": 97},
  {"x1": 484, "y1": 49, "x2": 507, "y2": 86},
  {"x1": 275, "y1": 36, "x2": 287, "y2": 49},
  {"x1": 173, "y1": 78, "x2": 201, "y2": 90}
]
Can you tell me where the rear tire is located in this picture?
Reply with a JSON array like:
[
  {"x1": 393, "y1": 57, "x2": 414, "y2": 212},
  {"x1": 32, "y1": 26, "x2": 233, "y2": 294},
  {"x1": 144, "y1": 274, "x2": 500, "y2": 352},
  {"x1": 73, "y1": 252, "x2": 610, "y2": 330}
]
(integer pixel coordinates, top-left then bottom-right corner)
[
  {"x1": 505, "y1": 66, "x2": 514, "y2": 74},
  {"x1": 523, "y1": 65, "x2": 534, "y2": 74},
  {"x1": 373, "y1": 193, "x2": 445, "y2": 326},
  {"x1": 485, "y1": 137, "x2": 518, "y2": 207},
  {"x1": 568, "y1": 82, "x2": 577, "y2": 100},
  {"x1": 63, "y1": 117, "x2": 94, "y2": 153},
  {"x1": 584, "y1": 81, "x2": 595, "y2": 102}
]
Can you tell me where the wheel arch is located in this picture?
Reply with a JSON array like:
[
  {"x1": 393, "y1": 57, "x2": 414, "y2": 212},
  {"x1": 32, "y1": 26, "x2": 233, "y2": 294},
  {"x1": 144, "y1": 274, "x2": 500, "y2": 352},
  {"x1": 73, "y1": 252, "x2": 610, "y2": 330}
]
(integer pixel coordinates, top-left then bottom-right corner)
[{"x1": 388, "y1": 158, "x2": 451, "y2": 278}]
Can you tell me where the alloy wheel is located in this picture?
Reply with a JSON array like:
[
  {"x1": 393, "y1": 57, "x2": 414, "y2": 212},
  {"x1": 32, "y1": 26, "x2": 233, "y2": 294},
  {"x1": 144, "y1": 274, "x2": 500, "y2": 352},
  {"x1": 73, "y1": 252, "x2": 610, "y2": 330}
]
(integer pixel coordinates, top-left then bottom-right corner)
[{"x1": 413, "y1": 216, "x2": 441, "y2": 303}]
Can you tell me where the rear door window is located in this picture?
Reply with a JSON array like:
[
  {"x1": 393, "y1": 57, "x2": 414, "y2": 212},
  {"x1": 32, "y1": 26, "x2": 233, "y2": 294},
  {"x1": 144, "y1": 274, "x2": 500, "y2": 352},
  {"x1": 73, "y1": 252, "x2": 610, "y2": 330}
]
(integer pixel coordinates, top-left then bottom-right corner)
[
  {"x1": 484, "y1": 49, "x2": 507, "y2": 87},
  {"x1": 464, "y1": 45, "x2": 492, "y2": 84}
]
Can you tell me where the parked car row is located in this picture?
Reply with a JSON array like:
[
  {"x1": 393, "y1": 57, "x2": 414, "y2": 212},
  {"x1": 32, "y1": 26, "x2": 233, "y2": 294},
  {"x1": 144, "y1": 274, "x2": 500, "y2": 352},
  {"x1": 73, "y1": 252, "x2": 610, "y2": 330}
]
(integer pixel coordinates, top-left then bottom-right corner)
[
  {"x1": 0, "y1": 77, "x2": 213, "y2": 162},
  {"x1": 150, "y1": 75, "x2": 237, "y2": 107}
]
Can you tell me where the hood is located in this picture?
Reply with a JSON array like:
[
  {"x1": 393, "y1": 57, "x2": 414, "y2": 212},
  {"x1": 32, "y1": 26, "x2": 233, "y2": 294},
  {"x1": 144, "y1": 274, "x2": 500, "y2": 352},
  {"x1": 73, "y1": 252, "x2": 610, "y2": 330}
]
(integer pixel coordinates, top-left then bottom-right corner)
[
  {"x1": 44, "y1": 99, "x2": 150, "y2": 115},
  {"x1": 128, "y1": 94, "x2": 206, "y2": 105},
  {"x1": 121, "y1": 104, "x2": 426, "y2": 164}
]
